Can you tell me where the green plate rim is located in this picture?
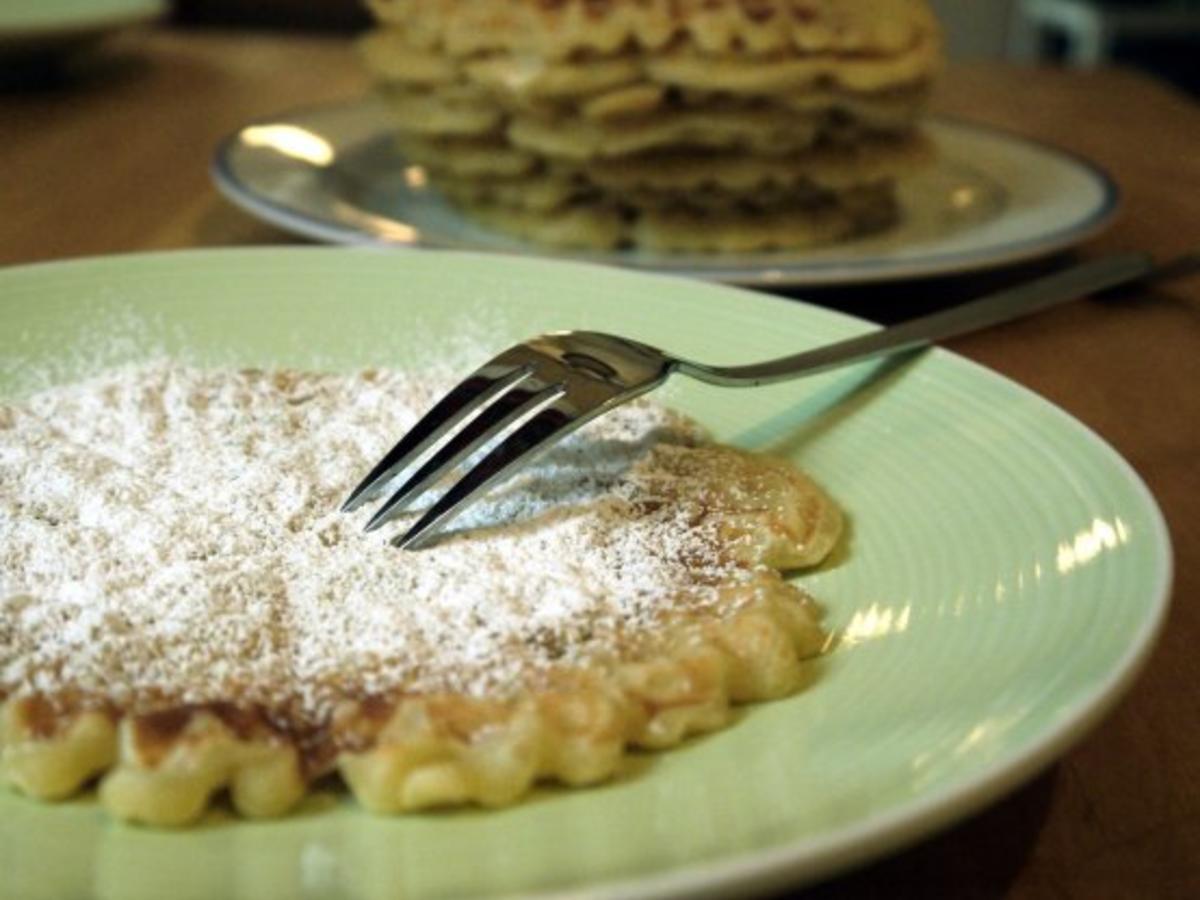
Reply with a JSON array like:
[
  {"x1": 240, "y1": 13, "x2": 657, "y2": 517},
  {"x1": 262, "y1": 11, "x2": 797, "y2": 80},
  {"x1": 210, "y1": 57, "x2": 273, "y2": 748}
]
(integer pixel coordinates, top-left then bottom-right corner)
[
  {"x1": 0, "y1": 0, "x2": 165, "y2": 41},
  {"x1": 0, "y1": 247, "x2": 1174, "y2": 898}
]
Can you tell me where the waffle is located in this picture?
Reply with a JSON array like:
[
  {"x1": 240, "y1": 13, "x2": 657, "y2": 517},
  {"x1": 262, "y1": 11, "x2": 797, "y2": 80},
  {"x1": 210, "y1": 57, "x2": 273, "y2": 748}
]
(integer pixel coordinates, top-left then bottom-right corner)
[
  {"x1": 401, "y1": 130, "x2": 926, "y2": 251},
  {"x1": 366, "y1": 35, "x2": 938, "y2": 108},
  {"x1": 365, "y1": 0, "x2": 940, "y2": 59},
  {"x1": 456, "y1": 187, "x2": 897, "y2": 251},
  {"x1": 1, "y1": 364, "x2": 841, "y2": 825},
  {"x1": 360, "y1": 0, "x2": 942, "y2": 252}
]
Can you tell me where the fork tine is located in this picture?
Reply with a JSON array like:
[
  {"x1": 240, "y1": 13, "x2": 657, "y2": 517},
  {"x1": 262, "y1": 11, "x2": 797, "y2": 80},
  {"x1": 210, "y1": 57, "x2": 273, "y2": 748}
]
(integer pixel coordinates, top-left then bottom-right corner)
[
  {"x1": 393, "y1": 392, "x2": 613, "y2": 550},
  {"x1": 362, "y1": 380, "x2": 566, "y2": 533},
  {"x1": 340, "y1": 352, "x2": 533, "y2": 513}
]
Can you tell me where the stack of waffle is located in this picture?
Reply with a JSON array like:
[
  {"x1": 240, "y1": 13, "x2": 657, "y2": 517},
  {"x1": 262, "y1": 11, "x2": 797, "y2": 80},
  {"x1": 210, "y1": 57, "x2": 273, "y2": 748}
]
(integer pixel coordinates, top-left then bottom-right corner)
[{"x1": 360, "y1": 0, "x2": 942, "y2": 253}]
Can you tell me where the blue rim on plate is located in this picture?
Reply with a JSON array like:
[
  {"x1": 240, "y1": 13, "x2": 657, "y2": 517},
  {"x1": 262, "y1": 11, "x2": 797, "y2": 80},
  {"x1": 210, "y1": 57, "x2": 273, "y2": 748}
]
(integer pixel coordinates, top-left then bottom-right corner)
[{"x1": 211, "y1": 101, "x2": 1121, "y2": 287}]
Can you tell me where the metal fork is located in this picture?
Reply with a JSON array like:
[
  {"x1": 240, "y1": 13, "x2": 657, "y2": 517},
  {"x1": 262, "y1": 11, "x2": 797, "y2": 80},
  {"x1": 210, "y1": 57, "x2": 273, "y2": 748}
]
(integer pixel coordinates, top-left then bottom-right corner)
[{"x1": 343, "y1": 251, "x2": 1193, "y2": 549}]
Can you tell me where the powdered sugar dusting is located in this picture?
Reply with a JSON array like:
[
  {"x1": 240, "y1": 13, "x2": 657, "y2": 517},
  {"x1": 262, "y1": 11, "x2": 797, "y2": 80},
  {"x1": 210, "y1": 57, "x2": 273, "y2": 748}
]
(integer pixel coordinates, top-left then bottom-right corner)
[{"x1": 1, "y1": 362, "x2": 748, "y2": 727}]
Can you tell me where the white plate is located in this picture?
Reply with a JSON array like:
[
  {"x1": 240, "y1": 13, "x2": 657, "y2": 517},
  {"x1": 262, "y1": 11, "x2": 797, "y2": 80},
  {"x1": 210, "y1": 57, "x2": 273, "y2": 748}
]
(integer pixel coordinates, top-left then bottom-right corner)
[
  {"x1": 0, "y1": 0, "x2": 164, "y2": 59},
  {"x1": 212, "y1": 98, "x2": 1119, "y2": 287}
]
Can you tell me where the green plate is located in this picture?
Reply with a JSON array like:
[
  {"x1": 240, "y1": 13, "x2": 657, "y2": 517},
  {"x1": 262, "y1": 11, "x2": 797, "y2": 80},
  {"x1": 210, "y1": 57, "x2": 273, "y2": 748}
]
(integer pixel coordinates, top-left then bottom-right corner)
[
  {"x1": 0, "y1": 0, "x2": 163, "y2": 57},
  {"x1": 0, "y1": 248, "x2": 1171, "y2": 899}
]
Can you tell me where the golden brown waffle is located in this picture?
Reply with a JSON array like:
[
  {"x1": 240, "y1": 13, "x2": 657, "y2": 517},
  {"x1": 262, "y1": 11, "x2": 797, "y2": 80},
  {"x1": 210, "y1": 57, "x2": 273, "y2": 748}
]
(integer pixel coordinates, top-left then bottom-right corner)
[
  {"x1": 4, "y1": 570, "x2": 829, "y2": 823},
  {"x1": 392, "y1": 118, "x2": 926, "y2": 251},
  {"x1": 400, "y1": 129, "x2": 926, "y2": 194},
  {"x1": 360, "y1": 0, "x2": 941, "y2": 253},
  {"x1": 458, "y1": 187, "x2": 897, "y2": 251},
  {"x1": 366, "y1": 0, "x2": 940, "y2": 59},
  {"x1": 577, "y1": 132, "x2": 933, "y2": 192},
  {"x1": 362, "y1": 28, "x2": 939, "y2": 104},
  {"x1": 0, "y1": 367, "x2": 842, "y2": 825},
  {"x1": 397, "y1": 131, "x2": 930, "y2": 194},
  {"x1": 381, "y1": 85, "x2": 928, "y2": 161}
]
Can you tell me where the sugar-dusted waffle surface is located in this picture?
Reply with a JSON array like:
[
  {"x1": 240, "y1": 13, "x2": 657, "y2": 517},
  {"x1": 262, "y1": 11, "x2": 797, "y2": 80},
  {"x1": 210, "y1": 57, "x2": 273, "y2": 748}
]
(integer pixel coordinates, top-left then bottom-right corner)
[{"x1": 1, "y1": 363, "x2": 840, "y2": 824}]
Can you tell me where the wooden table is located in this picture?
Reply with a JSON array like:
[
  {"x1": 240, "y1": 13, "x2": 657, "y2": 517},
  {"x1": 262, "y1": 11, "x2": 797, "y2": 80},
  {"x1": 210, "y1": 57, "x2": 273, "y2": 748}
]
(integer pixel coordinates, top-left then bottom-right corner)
[{"x1": 2, "y1": 27, "x2": 1198, "y2": 900}]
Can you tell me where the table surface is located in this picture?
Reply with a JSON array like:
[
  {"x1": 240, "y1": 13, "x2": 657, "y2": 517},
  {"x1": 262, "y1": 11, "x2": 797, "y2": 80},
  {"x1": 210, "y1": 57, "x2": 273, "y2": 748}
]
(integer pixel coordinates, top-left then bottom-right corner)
[{"x1": 2, "y1": 27, "x2": 1198, "y2": 900}]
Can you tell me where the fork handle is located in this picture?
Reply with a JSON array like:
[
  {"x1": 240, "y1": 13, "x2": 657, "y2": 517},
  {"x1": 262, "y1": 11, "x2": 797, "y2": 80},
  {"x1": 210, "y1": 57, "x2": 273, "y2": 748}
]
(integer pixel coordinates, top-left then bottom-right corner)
[{"x1": 674, "y1": 252, "x2": 1162, "y2": 387}]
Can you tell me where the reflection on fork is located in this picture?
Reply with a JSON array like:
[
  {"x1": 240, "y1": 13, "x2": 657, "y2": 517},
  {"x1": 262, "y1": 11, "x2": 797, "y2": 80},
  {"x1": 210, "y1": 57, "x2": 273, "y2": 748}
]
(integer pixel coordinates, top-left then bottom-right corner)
[{"x1": 343, "y1": 252, "x2": 1191, "y2": 549}]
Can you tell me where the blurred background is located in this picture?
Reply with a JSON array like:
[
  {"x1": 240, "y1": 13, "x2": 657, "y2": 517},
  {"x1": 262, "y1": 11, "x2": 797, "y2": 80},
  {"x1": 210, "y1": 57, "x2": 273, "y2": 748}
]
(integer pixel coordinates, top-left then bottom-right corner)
[
  {"x1": 169, "y1": 0, "x2": 1200, "y2": 95},
  {"x1": 1, "y1": 3, "x2": 1198, "y2": 899},
  {"x1": 929, "y1": 0, "x2": 1200, "y2": 93}
]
